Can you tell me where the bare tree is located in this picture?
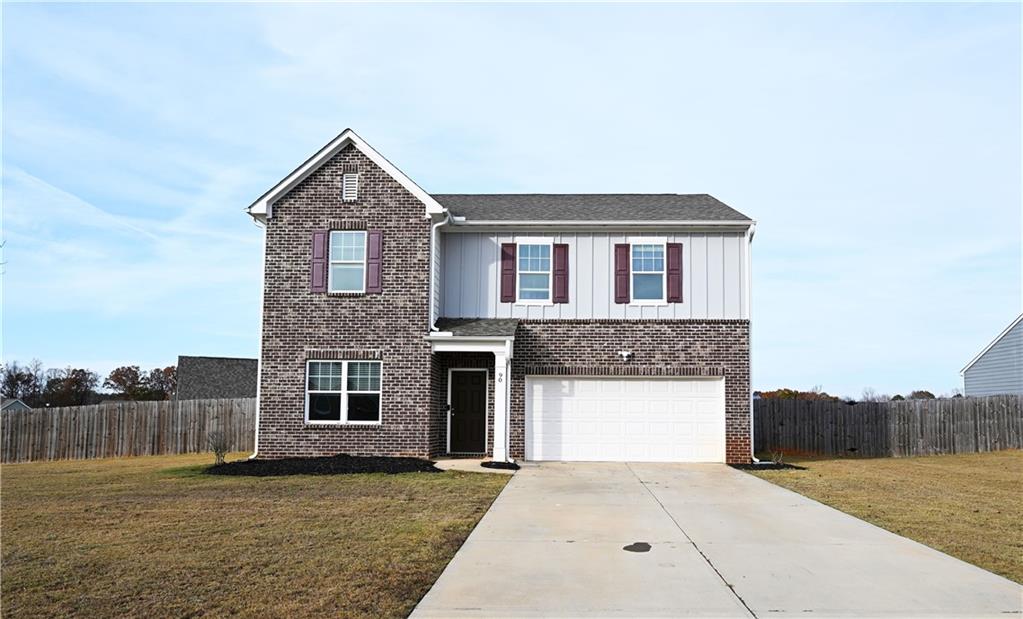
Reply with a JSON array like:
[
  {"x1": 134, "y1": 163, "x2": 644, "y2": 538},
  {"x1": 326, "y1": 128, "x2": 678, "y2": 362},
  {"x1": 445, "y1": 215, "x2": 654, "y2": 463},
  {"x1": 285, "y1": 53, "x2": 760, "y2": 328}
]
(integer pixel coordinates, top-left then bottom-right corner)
[
  {"x1": 207, "y1": 430, "x2": 229, "y2": 465},
  {"x1": 860, "y1": 388, "x2": 890, "y2": 403}
]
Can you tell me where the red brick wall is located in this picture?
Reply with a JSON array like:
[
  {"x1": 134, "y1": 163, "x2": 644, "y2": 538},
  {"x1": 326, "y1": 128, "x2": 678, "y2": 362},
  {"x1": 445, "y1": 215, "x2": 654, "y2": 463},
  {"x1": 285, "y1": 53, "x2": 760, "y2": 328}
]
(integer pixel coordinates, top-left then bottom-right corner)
[
  {"x1": 430, "y1": 352, "x2": 496, "y2": 456},
  {"x1": 509, "y1": 320, "x2": 752, "y2": 464},
  {"x1": 257, "y1": 145, "x2": 435, "y2": 458}
]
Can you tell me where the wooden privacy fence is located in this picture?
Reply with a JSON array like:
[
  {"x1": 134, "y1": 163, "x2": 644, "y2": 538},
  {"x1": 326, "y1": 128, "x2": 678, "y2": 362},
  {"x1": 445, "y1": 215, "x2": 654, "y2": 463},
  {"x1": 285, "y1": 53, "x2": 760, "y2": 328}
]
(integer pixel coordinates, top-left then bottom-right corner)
[
  {"x1": 1, "y1": 398, "x2": 256, "y2": 463},
  {"x1": 754, "y1": 395, "x2": 1023, "y2": 457}
]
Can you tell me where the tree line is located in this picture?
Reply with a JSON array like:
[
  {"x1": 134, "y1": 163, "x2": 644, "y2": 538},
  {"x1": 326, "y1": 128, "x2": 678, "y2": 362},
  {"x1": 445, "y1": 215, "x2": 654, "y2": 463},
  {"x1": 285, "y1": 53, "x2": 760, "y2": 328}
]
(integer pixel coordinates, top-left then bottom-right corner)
[
  {"x1": 755, "y1": 386, "x2": 951, "y2": 403},
  {"x1": 1, "y1": 360, "x2": 177, "y2": 409}
]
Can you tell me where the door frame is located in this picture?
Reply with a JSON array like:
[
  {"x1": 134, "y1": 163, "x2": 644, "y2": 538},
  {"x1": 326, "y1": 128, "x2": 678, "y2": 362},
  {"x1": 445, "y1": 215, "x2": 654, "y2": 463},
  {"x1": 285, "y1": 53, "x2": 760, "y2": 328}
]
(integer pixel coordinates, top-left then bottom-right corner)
[{"x1": 447, "y1": 368, "x2": 489, "y2": 454}]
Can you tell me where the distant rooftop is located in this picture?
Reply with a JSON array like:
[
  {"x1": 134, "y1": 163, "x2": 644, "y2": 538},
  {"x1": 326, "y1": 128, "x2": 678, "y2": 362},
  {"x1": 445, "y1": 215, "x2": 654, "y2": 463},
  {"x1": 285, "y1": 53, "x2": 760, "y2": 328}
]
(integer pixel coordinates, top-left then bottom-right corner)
[{"x1": 431, "y1": 194, "x2": 751, "y2": 222}]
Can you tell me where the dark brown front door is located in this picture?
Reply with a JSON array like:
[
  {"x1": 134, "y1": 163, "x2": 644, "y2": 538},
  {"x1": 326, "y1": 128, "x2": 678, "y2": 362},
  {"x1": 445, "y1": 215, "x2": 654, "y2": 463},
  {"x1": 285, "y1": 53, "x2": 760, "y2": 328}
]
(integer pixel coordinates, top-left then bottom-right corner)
[{"x1": 450, "y1": 370, "x2": 486, "y2": 453}]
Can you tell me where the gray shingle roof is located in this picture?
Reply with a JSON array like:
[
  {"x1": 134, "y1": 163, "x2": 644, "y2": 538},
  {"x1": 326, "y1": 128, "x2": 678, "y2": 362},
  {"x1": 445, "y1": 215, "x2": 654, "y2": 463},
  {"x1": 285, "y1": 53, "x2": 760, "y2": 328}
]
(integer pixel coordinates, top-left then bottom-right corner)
[
  {"x1": 176, "y1": 356, "x2": 258, "y2": 401},
  {"x1": 435, "y1": 318, "x2": 519, "y2": 337},
  {"x1": 431, "y1": 194, "x2": 751, "y2": 222}
]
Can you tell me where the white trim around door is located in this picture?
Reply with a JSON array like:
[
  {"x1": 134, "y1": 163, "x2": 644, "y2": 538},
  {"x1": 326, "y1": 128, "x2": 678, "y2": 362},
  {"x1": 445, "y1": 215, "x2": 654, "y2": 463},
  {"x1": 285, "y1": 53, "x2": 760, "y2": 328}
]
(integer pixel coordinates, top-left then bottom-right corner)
[{"x1": 446, "y1": 368, "x2": 490, "y2": 455}]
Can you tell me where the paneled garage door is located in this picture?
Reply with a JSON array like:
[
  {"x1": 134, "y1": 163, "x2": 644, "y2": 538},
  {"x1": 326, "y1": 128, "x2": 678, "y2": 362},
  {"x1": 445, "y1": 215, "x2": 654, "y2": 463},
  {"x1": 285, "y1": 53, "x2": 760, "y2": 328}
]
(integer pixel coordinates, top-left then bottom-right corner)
[{"x1": 525, "y1": 377, "x2": 726, "y2": 462}]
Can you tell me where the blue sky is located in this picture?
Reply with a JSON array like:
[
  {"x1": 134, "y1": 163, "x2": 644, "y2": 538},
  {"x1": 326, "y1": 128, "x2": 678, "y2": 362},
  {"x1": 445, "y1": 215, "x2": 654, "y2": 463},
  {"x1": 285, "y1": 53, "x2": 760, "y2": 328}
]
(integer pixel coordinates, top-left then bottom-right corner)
[{"x1": 2, "y1": 2, "x2": 1020, "y2": 398}]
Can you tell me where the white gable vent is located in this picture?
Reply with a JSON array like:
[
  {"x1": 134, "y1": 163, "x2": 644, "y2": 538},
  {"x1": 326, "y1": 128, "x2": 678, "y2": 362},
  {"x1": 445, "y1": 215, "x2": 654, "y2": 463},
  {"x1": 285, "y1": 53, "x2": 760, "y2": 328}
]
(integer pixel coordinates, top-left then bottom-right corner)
[{"x1": 342, "y1": 173, "x2": 359, "y2": 202}]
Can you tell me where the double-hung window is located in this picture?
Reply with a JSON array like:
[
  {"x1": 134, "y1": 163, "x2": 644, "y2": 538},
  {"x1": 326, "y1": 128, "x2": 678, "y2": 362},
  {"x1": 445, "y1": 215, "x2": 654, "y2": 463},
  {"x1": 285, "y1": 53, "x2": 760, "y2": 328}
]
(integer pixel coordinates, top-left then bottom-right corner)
[
  {"x1": 306, "y1": 360, "x2": 382, "y2": 424},
  {"x1": 329, "y1": 231, "x2": 366, "y2": 293},
  {"x1": 631, "y1": 244, "x2": 665, "y2": 302},
  {"x1": 517, "y1": 243, "x2": 551, "y2": 301}
]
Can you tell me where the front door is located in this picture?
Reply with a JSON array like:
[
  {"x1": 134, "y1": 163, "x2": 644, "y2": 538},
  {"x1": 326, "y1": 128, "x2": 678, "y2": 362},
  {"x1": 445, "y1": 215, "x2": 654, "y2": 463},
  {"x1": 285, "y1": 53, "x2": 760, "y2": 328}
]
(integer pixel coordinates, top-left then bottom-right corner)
[{"x1": 450, "y1": 370, "x2": 487, "y2": 453}]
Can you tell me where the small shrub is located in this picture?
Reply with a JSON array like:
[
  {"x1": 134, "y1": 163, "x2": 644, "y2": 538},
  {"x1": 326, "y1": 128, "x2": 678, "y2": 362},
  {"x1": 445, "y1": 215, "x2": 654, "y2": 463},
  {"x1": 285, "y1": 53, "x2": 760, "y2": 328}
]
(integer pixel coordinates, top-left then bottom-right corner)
[{"x1": 207, "y1": 430, "x2": 229, "y2": 465}]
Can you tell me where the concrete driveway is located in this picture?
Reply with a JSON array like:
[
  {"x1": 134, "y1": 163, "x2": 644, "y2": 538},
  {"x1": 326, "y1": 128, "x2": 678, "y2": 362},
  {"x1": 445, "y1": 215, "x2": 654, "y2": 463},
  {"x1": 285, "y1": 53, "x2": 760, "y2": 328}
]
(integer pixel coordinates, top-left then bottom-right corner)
[{"x1": 413, "y1": 462, "x2": 1022, "y2": 618}]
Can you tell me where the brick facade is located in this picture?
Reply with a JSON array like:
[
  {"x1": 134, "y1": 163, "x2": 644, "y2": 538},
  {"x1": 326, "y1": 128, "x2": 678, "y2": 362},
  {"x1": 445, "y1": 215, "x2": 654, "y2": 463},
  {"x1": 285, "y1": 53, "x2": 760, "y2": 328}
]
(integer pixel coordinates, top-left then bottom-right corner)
[
  {"x1": 509, "y1": 320, "x2": 752, "y2": 464},
  {"x1": 256, "y1": 143, "x2": 752, "y2": 463},
  {"x1": 430, "y1": 352, "x2": 496, "y2": 456},
  {"x1": 257, "y1": 145, "x2": 434, "y2": 458}
]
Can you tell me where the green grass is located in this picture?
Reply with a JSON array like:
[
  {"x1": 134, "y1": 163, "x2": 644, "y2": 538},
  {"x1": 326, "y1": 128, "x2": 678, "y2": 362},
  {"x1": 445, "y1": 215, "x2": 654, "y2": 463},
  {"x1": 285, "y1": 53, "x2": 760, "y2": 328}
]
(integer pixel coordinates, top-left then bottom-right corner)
[
  {"x1": 1, "y1": 452, "x2": 509, "y2": 618},
  {"x1": 748, "y1": 450, "x2": 1023, "y2": 583}
]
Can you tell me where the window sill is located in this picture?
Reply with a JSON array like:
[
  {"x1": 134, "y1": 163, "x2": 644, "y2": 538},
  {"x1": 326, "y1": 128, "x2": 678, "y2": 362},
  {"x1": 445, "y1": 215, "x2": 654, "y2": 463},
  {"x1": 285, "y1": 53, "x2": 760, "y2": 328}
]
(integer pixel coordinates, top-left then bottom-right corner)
[
  {"x1": 514, "y1": 300, "x2": 554, "y2": 306},
  {"x1": 327, "y1": 291, "x2": 367, "y2": 297},
  {"x1": 305, "y1": 420, "x2": 382, "y2": 426},
  {"x1": 629, "y1": 301, "x2": 669, "y2": 307}
]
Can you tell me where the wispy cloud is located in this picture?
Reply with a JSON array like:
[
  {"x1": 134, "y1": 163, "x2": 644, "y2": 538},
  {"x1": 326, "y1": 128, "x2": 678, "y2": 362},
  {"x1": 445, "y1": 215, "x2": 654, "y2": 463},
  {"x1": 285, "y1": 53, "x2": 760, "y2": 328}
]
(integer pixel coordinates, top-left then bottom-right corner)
[{"x1": 2, "y1": 2, "x2": 1019, "y2": 396}]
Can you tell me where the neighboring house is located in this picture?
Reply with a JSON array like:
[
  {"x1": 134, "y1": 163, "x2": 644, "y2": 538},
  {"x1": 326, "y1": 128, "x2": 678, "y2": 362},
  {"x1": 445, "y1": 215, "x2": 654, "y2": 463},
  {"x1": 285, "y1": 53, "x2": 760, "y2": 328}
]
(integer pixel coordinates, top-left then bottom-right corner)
[
  {"x1": 176, "y1": 356, "x2": 258, "y2": 400},
  {"x1": 246, "y1": 129, "x2": 754, "y2": 464},
  {"x1": 2, "y1": 398, "x2": 31, "y2": 412},
  {"x1": 961, "y1": 313, "x2": 1023, "y2": 397}
]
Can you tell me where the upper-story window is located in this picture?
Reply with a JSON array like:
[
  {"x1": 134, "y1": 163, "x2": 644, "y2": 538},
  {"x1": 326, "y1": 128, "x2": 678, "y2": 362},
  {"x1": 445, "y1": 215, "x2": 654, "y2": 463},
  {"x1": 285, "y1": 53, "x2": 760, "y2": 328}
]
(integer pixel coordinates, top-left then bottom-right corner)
[
  {"x1": 518, "y1": 243, "x2": 551, "y2": 301},
  {"x1": 329, "y1": 231, "x2": 366, "y2": 293},
  {"x1": 631, "y1": 243, "x2": 665, "y2": 302},
  {"x1": 342, "y1": 173, "x2": 359, "y2": 202}
]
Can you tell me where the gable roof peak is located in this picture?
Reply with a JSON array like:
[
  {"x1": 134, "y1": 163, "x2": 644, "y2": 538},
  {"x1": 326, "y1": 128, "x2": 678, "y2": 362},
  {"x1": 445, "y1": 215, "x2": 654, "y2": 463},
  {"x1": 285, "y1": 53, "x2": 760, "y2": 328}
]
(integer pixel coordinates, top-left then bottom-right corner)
[{"x1": 245, "y1": 128, "x2": 445, "y2": 221}]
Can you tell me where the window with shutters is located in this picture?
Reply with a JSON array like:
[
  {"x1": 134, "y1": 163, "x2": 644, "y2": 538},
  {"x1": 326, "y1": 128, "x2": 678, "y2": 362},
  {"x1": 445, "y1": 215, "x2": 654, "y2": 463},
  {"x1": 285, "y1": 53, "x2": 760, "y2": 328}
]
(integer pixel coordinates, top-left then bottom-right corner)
[
  {"x1": 328, "y1": 231, "x2": 366, "y2": 293},
  {"x1": 631, "y1": 243, "x2": 666, "y2": 302},
  {"x1": 517, "y1": 243, "x2": 552, "y2": 302},
  {"x1": 306, "y1": 360, "x2": 382, "y2": 424},
  {"x1": 342, "y1": 173, "x2": 359, "y2": 202}
]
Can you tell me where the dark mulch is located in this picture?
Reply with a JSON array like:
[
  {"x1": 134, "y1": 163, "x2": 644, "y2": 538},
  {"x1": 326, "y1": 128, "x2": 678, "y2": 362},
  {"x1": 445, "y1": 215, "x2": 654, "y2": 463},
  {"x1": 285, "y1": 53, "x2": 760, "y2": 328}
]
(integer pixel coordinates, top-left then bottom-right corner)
[
  {"x1": 480, "y1": 460, "x2": 520, "y2": 471},
  {"x1": 206, "y1": 454, "x2": 442, "y2": 477},
  {"x1": 731, "y1": 462, "x2": 807, "y2": 471}
]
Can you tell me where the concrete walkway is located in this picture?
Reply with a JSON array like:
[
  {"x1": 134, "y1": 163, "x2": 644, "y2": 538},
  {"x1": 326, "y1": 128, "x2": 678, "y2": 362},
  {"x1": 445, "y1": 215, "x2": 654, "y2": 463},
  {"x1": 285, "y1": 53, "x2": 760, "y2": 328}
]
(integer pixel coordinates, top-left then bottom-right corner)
[{"x1": 413, "y1": 462, "x2": 1022, "y2": 618}]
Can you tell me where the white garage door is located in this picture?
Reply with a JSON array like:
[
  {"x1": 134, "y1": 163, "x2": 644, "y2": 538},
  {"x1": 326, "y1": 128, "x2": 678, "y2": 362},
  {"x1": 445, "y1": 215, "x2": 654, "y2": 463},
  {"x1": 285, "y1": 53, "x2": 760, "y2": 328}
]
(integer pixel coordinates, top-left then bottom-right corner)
[{"x1": 526, "y1": 377, "x2": 726, "y2": 462}]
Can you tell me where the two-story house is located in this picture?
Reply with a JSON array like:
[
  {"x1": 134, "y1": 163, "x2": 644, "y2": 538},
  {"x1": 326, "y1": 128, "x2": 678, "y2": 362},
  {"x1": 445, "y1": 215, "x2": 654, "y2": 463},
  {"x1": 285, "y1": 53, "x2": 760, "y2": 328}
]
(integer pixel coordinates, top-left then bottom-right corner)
[{"x1": 246, "y1": 130, "x2": 755, "y2": 464}]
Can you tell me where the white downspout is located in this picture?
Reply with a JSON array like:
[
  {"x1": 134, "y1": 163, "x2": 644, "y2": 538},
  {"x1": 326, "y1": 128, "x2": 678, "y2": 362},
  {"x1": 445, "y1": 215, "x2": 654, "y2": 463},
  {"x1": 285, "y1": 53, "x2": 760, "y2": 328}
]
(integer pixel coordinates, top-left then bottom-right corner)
[
  {"x1": 428, "y1": 211, "x2": 451, "y2": 331},
  {"x1": 746, "y1": 222, "x2": 758, "y2": 463},
  {"x1": 250, "y1": 214, "x2": 268, "y2": 459}
]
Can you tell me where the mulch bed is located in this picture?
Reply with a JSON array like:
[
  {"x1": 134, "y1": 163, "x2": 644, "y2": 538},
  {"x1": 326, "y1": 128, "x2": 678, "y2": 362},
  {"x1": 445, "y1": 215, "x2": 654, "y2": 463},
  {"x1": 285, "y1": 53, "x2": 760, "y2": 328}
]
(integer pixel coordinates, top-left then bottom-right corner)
[
  {"x1": 206, "y1": 454, "x2": 442, "y2": 476},
  {"x1": 480, "y1": 460, "x2": 520, "y2": 471},
  {"x1": 731, "y1": 462, "x2": 807, "y2": 471}
]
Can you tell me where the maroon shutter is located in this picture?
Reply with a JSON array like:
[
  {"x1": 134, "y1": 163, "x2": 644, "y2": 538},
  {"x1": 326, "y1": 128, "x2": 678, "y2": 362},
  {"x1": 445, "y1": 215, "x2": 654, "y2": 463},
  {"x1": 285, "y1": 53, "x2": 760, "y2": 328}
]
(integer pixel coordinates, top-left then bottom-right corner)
[
  {"x1": 552, "y1": 243, "x2": 569, "y2": 303},
  {"x1": 667, "y1": 243, "x2": 683, "y2": 303},
  {"x1": 614, "y1": 243, "x2": 630, "y2": 304},
  {"x1": 366, "y1": 230, "x2": 383, "y2": 294},
  {"x1": 500, "y1": 243, "x2": 517, "y2": 302},
  {"x1": 310, "y1": 230, "x2": 328, "y2": 293}
]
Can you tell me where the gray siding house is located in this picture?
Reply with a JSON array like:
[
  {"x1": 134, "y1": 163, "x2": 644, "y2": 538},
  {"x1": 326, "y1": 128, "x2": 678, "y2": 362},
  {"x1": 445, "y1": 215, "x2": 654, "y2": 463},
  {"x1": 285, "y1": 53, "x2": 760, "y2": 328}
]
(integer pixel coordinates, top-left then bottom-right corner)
[{"x1": 962, "y1": 313, "x2": 1023, "y2": 396}]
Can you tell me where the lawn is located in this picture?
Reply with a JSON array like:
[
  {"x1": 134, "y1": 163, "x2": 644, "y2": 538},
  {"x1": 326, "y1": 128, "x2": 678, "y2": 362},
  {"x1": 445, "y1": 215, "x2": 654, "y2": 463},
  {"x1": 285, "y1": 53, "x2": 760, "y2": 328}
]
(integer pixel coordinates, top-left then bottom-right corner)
[
  {"x1": 1, "y1": 452, "x2": 509, "y2": 618},
  {"x1": 748, "y1": 450, "x2": 1023, "y2": 584}
]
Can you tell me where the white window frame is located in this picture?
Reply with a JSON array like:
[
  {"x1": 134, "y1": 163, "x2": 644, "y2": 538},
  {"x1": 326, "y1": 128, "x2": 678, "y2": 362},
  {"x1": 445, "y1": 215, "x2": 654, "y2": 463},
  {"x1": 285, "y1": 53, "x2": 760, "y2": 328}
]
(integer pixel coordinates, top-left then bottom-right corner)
[
  {"x1": 342, "y1": 173, "x2": 359, "y2": 202},
  {"x1": 630, "y1": 240, "x2": 667, "y2": 305},
  {"x1": 516, "y1": 241, "x2": 553, "y2": 305},
  {"x1": 305, "y1": 360, "x2": 383, "y2": 425},
  {"x1": 328, "y1": 230, "x2": 367, "y2": 294}
]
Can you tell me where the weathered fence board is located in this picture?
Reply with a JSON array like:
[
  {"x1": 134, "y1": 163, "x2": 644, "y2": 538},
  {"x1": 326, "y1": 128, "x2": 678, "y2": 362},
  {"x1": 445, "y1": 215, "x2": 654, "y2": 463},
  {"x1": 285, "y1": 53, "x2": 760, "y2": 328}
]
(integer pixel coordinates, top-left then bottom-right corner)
[
  {"x1": 1, "y1": 398, "x2": 256, "y2": 463},
  {"x1": 754, "y1": 395, "x2": 1023, "y2": 457}
]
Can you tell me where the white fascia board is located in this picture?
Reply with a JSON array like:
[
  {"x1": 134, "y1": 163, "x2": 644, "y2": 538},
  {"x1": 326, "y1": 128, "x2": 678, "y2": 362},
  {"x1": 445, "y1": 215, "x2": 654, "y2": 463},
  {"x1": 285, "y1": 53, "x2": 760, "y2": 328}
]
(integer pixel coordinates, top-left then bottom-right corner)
[
  {"x1": 445, "y1": 220, "x2": 755, "y2": 232},
  {"x1": 426, "y1": 335, "x2": 515, "y2": 355},
  {"x1": 961, "y1": 312, "x2": 1023, "y2": 374},
  {"x1": 245, "y1": 129, "x2": 446, "y2": 220}
]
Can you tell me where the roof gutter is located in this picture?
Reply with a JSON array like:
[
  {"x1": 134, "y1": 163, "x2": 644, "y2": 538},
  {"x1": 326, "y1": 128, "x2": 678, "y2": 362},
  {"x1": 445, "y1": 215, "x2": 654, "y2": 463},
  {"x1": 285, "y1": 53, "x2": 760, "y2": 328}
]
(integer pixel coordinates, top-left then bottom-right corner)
[{"x1": 450, "y1": 219, "x2": 753, "y2": 226}]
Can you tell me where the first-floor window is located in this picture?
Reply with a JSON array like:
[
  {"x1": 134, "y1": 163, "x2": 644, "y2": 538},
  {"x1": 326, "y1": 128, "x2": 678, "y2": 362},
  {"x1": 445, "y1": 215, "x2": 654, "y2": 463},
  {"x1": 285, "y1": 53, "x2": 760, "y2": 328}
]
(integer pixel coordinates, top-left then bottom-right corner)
[{"x1": 307, "y1": 360, "x2": 381, "y2": 423}]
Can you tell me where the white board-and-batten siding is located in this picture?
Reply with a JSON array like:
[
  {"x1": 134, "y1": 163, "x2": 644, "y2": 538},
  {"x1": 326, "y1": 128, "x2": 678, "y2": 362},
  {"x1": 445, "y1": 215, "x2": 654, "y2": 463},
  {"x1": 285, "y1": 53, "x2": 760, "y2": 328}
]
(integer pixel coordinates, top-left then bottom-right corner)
[{"x1": 439, "y1": 232, "x2": 749, "y2": 320}]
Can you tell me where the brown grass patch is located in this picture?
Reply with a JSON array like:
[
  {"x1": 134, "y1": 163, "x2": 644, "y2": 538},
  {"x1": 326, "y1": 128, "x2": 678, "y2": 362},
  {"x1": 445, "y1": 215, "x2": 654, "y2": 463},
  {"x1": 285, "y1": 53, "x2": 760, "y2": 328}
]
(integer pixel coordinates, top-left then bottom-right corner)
[
  {"x1": 1, "y1": 452, "x2": 508, "y2": 618},
  {"x1": 748, "y1": 450, "x2": 1023, "y2": 583}
]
